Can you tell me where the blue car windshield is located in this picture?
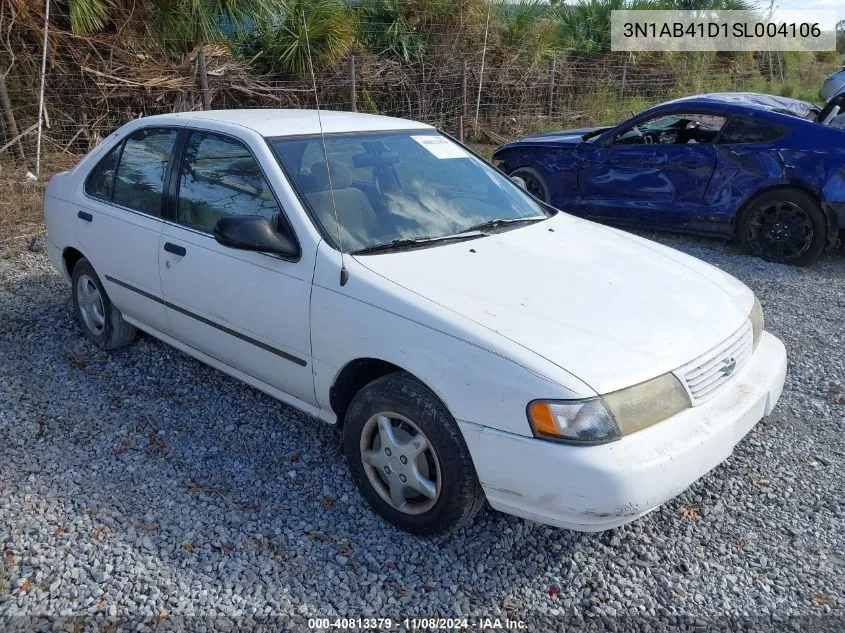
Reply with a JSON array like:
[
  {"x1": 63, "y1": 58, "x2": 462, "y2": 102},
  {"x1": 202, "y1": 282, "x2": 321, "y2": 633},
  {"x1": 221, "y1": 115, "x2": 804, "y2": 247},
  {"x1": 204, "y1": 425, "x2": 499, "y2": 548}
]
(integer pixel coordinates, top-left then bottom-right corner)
[{"x1": 271, "y1": 131, "x2": 548, "y2": 252}]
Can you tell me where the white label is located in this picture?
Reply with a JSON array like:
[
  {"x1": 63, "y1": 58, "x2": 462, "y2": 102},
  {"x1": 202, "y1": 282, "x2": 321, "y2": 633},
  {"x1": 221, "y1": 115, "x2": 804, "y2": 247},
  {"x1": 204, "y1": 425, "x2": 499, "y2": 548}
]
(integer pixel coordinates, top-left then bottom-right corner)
[
  {"x1": 411, "y1": 135, "x2": 471, "y2": 159},
  {"x1": 611, "y1": 10, "x2": 836, "y2": 52}
]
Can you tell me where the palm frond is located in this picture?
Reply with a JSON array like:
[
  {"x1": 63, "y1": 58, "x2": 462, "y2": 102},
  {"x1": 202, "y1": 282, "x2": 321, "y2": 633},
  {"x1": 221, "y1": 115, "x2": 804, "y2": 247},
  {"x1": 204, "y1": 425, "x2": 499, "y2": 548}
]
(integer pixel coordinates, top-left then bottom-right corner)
[
  {"x1": 252, "y1": 0, "x2": 354, "y2": 75},
  {"x1": 68, "y1": 0, "x2": 110, "y2": 35}
]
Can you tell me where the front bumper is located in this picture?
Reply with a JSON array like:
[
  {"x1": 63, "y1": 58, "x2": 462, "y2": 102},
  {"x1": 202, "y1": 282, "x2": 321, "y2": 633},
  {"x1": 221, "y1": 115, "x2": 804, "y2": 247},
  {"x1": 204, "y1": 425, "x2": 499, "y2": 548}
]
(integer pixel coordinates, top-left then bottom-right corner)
[{"x1": 460, "y1": 331, "x2": 787, "y2": 532}]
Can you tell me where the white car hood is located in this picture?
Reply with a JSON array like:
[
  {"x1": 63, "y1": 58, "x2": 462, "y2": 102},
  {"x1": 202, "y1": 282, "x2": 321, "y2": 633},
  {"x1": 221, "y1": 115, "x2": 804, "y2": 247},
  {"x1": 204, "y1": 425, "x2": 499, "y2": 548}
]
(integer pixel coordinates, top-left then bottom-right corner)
[{"x1": 354, "y1": 214, "x2": 752, "y2": 394}]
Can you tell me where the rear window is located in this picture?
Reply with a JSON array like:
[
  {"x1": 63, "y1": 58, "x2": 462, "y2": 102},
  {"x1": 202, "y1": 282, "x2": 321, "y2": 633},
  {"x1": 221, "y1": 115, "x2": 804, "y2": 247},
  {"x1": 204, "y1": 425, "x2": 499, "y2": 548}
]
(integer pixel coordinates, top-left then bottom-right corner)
[
  {"x1": 84, "y1": 145, "x2": 120, "y2": 200},
  {"x1": 718, "y1": 117, "x2": 784, "y2": 145},
  {"x1": 112, "y1": 128, "x2": 177, "y2": 216},
  {"x1": 84, "y1": 128, "x2": 177, "y2": 217}
]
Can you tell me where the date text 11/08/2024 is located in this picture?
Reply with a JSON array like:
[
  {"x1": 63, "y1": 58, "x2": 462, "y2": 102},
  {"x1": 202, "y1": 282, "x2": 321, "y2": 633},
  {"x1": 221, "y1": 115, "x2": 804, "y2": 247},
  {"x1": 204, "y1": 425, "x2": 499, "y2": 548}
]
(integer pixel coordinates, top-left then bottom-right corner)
[{"x1": 307, "y1": 617, "x2": 527, "y2": 630}]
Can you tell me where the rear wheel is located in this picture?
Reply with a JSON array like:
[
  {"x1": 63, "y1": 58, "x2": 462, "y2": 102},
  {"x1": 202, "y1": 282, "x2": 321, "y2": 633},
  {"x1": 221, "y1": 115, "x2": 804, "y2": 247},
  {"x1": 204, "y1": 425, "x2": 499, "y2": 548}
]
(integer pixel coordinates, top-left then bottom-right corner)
[
  {"x1": 510, "y1": 166, "x2": 550, "y2": 203},
  {"x1": 342, "y1": 372, "x2": 485, "y2": 536},
  {"x1": 71, "y1": 258, "x2": 137, "y2": 350},
  {"x1": 737, "y1": 189, "x2": 826, "y2": 265}
]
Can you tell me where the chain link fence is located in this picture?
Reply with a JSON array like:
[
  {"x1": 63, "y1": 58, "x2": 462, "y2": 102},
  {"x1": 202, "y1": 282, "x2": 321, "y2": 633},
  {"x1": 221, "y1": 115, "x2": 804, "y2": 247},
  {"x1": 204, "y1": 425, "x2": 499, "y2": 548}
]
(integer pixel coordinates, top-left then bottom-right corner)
[{"x1": 0, "y1": 15, "x2": 835, "y2": 170}]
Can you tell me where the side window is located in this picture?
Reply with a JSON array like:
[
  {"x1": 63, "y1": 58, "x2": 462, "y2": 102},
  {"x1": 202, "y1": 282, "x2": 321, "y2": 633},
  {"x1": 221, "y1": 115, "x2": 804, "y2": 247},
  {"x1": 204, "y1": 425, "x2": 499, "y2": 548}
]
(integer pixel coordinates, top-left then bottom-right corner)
[
  {"x1": 718, "y1": 117, "x2": 784, "y2": 144},
  {"x1": 112, "y1": 128, "x2": 177, "y2": 215},
  {"x1": 176, "y1": 131, "x2": 281, "y2": 233},
  {"x1": 614, "y1": 113, "x2": 726, "y2": 145},
  {"x1": 84, "y1": 144, "x2": 120, "y2": 200}
]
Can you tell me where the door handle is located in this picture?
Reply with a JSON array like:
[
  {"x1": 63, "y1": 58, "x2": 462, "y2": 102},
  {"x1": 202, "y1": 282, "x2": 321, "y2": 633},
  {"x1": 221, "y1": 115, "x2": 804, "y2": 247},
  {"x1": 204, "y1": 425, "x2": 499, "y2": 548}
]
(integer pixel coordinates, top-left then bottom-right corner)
[
  {"x1": 77, "y1": 210, "x2": 93, "y2": 222},
  {"x1": 163, "y1": 242, "x2": 186, "y2": 257}
]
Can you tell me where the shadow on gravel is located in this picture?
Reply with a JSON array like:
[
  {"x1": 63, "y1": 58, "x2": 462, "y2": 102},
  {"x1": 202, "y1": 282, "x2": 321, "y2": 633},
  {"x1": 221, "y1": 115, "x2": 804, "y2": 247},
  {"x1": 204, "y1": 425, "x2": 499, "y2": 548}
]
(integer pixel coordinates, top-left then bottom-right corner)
[{"x1": 1, "y1": 269, "x2": 588, "y2": 617}]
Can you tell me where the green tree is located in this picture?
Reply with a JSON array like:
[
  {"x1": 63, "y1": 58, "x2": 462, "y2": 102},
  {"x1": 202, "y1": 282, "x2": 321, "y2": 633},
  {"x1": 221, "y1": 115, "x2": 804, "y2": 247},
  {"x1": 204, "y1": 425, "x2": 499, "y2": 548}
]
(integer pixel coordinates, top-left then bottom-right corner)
[
  {"x1": 356, "y1": 0, "x2": 427, "y2": 62},
  {"x1": 355, "y1": 0, "x2": 472, "y2": 62},
  {"x1": 249, "y1": 0, "x2": 355, "y2": 74},
  {"x1": 551, "y1": 0, "x2": 636, "y2": 55},
  {"x1": 495, "y1": 0, "x2": 557, "y2": 65}
]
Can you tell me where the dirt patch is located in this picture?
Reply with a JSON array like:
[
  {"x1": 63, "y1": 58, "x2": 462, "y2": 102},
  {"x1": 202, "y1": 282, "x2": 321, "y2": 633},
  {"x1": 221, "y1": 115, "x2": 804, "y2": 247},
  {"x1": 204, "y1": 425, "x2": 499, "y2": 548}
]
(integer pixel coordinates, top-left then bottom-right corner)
[{"x1": 0, "y1": 153, "x2": 79, "y2": 251}]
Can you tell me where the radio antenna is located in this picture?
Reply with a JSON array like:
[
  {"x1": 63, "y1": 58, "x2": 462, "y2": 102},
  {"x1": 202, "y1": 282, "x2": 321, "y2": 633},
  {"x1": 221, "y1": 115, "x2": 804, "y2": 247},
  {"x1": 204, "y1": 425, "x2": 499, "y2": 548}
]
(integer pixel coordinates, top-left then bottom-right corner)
[{"x1": 303, "y1": 13, "x2": 348, "y2": 286}]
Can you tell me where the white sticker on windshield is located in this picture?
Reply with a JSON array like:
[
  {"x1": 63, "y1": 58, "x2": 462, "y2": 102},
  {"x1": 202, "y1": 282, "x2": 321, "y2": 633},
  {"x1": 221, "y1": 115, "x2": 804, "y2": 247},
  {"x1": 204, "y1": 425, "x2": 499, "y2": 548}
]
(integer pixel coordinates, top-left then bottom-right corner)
[{"x1": 411, "y1": 135, "x2": 471, "y2": 159}]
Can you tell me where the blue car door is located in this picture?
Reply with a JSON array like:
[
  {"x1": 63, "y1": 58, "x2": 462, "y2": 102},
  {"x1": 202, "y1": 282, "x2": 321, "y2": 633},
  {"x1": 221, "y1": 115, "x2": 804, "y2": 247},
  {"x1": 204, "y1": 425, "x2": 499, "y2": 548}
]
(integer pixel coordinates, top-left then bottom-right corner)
[{"x1": 577, "y1": 112, "x2": 725, "y2": 229}]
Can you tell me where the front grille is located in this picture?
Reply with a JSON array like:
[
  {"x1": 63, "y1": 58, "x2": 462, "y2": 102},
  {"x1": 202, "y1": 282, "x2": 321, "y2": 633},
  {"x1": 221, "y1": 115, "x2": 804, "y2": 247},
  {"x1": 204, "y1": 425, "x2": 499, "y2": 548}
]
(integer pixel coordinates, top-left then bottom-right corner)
[{"x1": 676, "y1": 320, "x2": 753, "y2": 405}]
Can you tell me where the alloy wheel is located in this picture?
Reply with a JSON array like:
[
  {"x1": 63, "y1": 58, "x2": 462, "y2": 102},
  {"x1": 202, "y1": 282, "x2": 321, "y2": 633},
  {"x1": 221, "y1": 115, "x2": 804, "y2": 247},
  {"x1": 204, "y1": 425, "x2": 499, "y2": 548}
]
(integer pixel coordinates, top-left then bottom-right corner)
[
  {"x1": 359, "y1": 412, "x2": 441, "y2": 515},
  {"x1": 745, "y1": 200, "x2": 814, "y2": 263},
  {"x1": 76, "y1": 274, "x2": 106, "y2": 335}
]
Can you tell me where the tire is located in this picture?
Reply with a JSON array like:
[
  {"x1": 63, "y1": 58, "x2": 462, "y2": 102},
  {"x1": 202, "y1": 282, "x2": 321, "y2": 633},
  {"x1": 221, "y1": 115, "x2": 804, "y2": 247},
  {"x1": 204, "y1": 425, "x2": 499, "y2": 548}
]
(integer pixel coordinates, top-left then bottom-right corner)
[
  {"x1": 71, "y1": 258, "x2": 137, "y2": 350},
  {"x1": 736, "y1": 189, "x2": 827, "y2": 265},
  {"x1": 342, "y1": 372, "x2": 485, "y2": 536},
  {"x1": 510, "y1": 166, "x2": 550, "y2": 203}
]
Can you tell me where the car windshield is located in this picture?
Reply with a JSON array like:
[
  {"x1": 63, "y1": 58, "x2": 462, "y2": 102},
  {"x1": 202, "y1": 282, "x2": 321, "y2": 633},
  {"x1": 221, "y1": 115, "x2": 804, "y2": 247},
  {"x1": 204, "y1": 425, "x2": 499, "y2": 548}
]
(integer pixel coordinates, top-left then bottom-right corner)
[{"x1": 271, "y1": 130, "x2": 549, "y2": 253}]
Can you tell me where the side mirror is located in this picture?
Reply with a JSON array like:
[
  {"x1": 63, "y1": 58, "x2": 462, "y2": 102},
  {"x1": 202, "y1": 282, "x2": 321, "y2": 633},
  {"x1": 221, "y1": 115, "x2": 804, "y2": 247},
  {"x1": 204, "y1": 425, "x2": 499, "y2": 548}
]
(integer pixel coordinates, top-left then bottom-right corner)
[
  {"x1": 213, "y1": 215, "x2": 299, "y2": 259},
  {"x1": 510, "y1": 175, "x2": 527, "y2": 190}
]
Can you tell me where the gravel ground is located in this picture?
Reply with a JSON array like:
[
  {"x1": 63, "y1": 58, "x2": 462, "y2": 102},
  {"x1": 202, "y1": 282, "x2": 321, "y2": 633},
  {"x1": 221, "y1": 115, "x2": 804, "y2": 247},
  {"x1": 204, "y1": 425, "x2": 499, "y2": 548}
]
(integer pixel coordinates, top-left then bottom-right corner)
[{"x1": 1, "y1": 233, "x2": 844, "y2": 632}]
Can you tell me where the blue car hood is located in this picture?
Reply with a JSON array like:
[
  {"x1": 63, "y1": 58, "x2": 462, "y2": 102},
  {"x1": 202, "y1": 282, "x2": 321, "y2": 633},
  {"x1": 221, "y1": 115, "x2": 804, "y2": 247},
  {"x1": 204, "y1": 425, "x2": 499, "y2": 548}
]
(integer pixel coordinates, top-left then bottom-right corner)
[{"x1": 499, "y1": 126, "x2": 610, "y2": 150}]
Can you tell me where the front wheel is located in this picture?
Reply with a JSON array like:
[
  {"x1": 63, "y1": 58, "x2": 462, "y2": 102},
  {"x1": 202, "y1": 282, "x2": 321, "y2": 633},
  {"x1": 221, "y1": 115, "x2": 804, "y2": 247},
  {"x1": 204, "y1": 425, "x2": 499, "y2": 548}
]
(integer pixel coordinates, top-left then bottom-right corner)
[
  {"x1": 510, "y1": 166, "x2": 550, "y2": 203},
  {"x1": 737, "y1": 190, "x2": 827, "y2": 265},
  {"x1": 343, "y1": 372, "x2": 485, "y2": 536}
]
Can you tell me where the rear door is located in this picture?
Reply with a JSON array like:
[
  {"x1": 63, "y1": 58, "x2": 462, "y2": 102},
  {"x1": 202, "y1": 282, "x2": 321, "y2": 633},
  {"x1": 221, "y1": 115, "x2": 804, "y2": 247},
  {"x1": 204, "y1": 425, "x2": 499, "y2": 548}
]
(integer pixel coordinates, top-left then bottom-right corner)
[
  {"x1": 157, "y1": 128, "x2": 316, "y2": 404},
  {"x1": 578, "y1": 112, "x2": 725, "y2": 229},
  {"x1": 76, "y1": 127, "x2": 179, "y2": 334}
]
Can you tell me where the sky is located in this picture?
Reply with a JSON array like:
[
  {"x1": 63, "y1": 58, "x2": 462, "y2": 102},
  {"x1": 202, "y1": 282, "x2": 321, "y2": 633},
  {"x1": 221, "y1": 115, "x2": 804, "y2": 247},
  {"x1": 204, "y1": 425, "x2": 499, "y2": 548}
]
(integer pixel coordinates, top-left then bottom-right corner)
[
  {"x1": 776, "y1": 0, "x2": 840, "y2": 9},
  {"x1": 775, "y1": 0, "x2": 841, "y2": 18},
  {"x1": 762, "y1": 3, "x2": 840, "y2": 31}
]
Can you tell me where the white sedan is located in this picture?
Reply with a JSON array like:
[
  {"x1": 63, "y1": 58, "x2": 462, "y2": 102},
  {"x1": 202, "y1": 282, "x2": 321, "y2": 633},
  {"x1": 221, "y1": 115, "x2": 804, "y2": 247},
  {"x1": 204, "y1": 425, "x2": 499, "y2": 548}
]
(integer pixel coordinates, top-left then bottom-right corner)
[{"x1": 44, "y1": 110, "x2": 787, "y2": 535}]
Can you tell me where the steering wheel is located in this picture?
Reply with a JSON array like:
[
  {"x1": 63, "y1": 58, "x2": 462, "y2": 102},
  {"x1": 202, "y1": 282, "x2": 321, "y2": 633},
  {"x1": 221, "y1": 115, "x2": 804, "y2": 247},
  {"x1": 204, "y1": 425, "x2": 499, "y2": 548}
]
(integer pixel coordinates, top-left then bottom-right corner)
[{"x1": 641, "y1": 131, "x2": 660, "y2": 144}]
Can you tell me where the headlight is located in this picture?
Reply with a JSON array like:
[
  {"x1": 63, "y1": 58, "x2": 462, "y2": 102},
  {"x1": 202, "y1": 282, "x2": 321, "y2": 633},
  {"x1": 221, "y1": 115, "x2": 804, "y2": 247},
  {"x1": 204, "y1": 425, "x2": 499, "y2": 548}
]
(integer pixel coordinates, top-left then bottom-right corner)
[
  {"x1": 527, "y1": 399, "x2": 619, "y2": 444},
  {"x1": 749, "y1": 297, "x2": 764, "y2": 350},
  {"x1": 603, "y1": 373, "x2": 690, "y2": 435},
  {"x1": 528, "y1": 374, "x2": 691, "y2": 444}
]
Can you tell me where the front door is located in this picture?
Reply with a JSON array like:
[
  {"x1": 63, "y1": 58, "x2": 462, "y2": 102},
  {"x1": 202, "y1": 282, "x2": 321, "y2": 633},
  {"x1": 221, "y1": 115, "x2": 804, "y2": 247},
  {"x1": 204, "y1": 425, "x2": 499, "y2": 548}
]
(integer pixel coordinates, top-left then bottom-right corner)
[
  {"x1": 578, "y1": 112, "x2": 725, "y2": 229},
  {"x1": 157, "y1": 129, "x2": 315, "y2": 404}
]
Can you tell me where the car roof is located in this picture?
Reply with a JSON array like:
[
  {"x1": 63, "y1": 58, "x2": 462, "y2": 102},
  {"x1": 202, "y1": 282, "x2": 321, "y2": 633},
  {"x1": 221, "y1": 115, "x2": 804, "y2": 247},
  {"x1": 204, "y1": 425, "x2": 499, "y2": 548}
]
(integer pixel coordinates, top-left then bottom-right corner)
[
  {"x1": 662, "y1": 92, "x2": 816, "y2": 117},
  {"x1": 135, "y1": 109, "x2": 433, "y2": 137}
]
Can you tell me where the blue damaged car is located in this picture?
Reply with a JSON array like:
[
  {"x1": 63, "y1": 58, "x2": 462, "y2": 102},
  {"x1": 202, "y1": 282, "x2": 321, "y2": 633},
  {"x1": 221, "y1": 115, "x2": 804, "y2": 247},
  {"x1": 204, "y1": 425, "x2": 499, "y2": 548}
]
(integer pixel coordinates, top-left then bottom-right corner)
[{"x1": 492, "y1": 92, "x2": 845, "y2": 265}]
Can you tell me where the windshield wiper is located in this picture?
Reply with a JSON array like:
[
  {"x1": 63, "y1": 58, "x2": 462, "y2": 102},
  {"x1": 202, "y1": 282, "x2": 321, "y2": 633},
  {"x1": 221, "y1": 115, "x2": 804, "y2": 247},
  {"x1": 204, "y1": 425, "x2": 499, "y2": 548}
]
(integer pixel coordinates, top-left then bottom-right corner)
[
  {"x1": 351, "y1": 217, "x2": 544, "y2": 255},
  {"x1": 462, "y1": 216, "x2": 546, "y2": 234},
  {"x1": 352, "y1": 232, "x2": 484, "y2": 255}
]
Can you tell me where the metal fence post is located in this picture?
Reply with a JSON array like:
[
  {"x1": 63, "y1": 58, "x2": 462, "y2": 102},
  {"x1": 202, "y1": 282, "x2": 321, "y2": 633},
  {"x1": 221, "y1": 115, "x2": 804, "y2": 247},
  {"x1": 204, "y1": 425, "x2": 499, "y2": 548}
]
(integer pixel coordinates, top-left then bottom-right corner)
[
  {"x1": 548, "y1": 58, "x2": 555, "y2": 118},
  {"x1": 197, "y1": 48, "x2": 211, "y2": 111},
  {"x1": 460, "y1": 59, "x2": 468, "y2": 141},
  {"x1": 462, "y1": 59, "x2": 468, "y2": 118},
  {"x1": 620, "y1": 55, "x2": 628, "y2": 100},
  {"x1": 349, "y1": 55, "x2": 357, "y2": 112},
  {"x1": 35, "y1": 0, "x2": 51, "y2": 176}
]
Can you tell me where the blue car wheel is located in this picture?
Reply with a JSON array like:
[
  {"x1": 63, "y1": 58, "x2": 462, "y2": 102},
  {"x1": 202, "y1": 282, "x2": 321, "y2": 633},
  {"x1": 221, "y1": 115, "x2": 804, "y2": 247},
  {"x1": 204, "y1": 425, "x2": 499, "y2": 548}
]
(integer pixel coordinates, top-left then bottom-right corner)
[
  {"x1": 737, "y1": 189, "x2": 826, "y2": 266},
  {"x1": 510, "y1": 166, "x2": 549, "y2": 203}
]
